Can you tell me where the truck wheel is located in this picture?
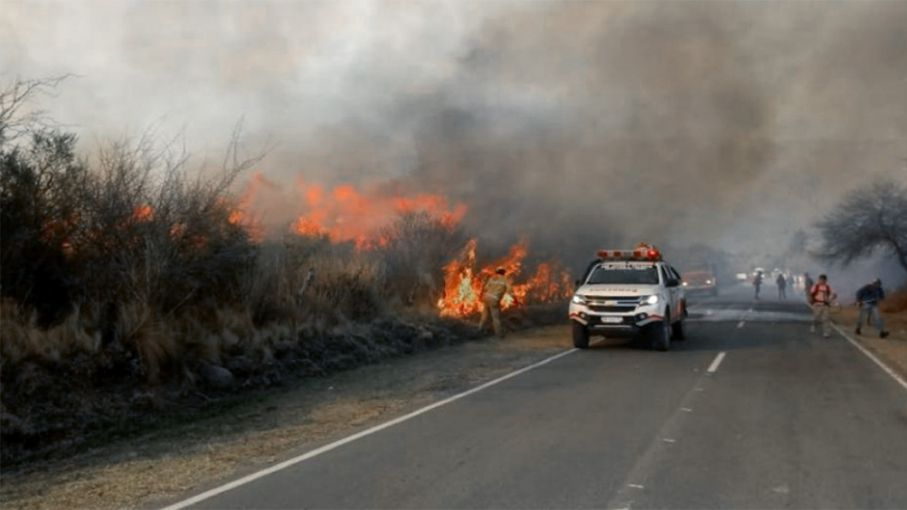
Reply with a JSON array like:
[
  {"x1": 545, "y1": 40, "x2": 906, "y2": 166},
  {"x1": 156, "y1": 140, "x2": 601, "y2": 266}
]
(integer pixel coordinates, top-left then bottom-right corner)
[
  {"x1": 672, "y1": 317, "x2": 686, "y2": 341},
  {"x1": 572, "y1": 322, "x2": 590, "y2": 349},
  {"x1": 650, "y1": 312, "x2": 671, "y2": 351}
]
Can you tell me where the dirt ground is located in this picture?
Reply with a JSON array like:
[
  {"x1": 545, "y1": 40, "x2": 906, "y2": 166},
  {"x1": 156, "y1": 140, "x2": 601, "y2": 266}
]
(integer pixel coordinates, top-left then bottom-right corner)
[
  {"x1": 832, "y1": 307, "x2": 907, "y2": 379},
  {"x1": 0, "y1": 326, "x2": 574, "y2": 510}
]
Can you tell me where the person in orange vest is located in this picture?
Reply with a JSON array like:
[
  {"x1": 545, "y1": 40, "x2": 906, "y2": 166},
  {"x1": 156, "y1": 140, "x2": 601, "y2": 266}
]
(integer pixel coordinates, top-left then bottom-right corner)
[
  {"x1": 478, "y1": 267, "x2": 514, "y2": 338},
  {"x1": 809, "y1": 274, "x2": 837, "y2": 338}
]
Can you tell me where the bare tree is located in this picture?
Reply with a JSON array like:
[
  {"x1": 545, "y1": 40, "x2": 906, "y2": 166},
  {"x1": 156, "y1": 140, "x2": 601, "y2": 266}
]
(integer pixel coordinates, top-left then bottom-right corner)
[
  {"x1": 815, "y1": 178, "x2": 907, "y2": 274},
  {"x1": 0, "y1": 76, "x2": 69, "y2": 146}
]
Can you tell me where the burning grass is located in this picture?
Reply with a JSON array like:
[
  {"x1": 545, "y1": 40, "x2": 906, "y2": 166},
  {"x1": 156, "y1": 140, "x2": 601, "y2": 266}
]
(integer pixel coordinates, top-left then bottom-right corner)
[
  {"x1": 437, "y1": 239, "x2": 574, "y2": 318},
  {"x1": 0, "y1": 85, "x2": 574, "y2": 466}
]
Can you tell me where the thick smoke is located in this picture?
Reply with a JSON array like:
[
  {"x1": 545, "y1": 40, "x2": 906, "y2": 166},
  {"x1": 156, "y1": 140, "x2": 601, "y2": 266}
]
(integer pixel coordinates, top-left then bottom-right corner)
[{"x1": 2, "y1": 1, "x2": 905, "y2": 272}]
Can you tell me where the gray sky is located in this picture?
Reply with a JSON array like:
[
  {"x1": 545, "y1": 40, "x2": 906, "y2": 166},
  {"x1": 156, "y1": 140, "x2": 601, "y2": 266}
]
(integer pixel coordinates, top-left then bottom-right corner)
[{"x1": 2, "y1": 1, "x2": 906, "y2": 264}]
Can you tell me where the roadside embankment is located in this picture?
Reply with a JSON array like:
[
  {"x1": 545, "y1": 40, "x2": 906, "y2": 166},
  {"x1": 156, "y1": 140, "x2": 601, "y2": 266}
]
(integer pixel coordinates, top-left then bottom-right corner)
[
  {"x1": 0, "y1": 323, "x2": 571, "y2": 510},
  {"x1": 831, "y1": 288, "x2": 907, "y2": 379}
]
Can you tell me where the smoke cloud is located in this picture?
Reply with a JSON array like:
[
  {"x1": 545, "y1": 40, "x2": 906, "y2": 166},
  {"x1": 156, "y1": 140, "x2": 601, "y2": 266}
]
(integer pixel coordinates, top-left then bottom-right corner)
[{"x1": 2, "y1": 1, "x2": 906, "y2": 270}]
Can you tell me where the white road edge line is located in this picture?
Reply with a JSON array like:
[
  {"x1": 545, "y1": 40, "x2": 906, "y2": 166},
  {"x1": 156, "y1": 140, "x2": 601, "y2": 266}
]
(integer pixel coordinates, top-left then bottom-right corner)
[
  {"x1": 736, "y1": 321, "x2": 745, "y2": 329},
  {"x1": 162, "y1": 346, "x2": 580, "y2": 510},
  {"x1": 831, "y1": 323, "x2": 907, "y2": 392},
  {"x1": 707, "y1": 351, "x2": 726, "y2": 373}
]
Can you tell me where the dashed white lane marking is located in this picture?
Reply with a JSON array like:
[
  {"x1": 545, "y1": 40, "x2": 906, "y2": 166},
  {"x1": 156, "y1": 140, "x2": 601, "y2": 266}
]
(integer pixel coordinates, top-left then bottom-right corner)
[
  {"x1": 661, "y1": 438, "x2": 676, "y2": 443},
  {"x1": 736, "y1": 320, "x2": 746, "y2": 328},
  {"x1": 707, "y1": 351, "x2": 727, "y2": 373},
  {"x1": 628, "y1": 484, "x2": 645, "y2": 489},
  {"x1": 162, "y1": 346, "x2": 581, "y2": 510},
  {"x1": 831, "y1": 323, "x2": 907, "y2": 392},
  {"x1": 681, "y1": 407, "x2": 693, "y2": 412}
]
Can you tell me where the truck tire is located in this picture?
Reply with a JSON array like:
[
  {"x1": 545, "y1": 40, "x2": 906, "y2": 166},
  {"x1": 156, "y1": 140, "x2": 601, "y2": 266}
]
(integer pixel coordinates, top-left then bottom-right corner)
[
  {"x1": 650, "y1": 312, "x2": 671, "y2": 351},
  {"x1": 672, "y1": 317, "x2": 686, "y2": 341},
  {"x1": 572, "y1": 322, "x2": 590, "y2": 349}
]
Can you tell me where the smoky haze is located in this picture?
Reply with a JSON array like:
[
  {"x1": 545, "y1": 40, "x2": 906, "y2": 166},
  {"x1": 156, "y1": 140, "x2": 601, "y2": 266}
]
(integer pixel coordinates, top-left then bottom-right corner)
[{"x1": 2, "y1": 1, "x2": 906, "y2": 270}]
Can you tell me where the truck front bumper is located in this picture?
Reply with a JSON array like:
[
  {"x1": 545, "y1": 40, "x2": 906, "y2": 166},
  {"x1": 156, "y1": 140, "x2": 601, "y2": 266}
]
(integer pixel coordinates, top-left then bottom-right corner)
[{"x1": 569, "y1": 310, "x2": 663, "y2": 336}]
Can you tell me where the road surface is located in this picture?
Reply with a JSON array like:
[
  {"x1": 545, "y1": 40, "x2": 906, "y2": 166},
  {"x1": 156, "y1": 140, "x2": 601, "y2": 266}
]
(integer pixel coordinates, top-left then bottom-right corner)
[{"x1": 172, "y1": 285, "x2": 907, "y2": 509}]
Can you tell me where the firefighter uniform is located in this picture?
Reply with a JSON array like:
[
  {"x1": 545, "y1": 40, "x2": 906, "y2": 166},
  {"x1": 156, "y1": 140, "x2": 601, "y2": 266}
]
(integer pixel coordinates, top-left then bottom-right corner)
[{"x1": 478, "y1": 272, "x2": 513, "y2": 338}]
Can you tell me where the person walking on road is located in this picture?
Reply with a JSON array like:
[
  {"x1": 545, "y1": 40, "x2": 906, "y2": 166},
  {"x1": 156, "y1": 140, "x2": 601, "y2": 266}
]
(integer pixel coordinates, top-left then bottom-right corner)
[
  {"x1": 753, "y1": 270, "x2": 764, "y2": 300},
  {"x1": 855, "y1": 278, "x2": 890, "y2": 338},
  {"x1": 478, "y1": 267, "x2": 514, "y2": 338},
  {"x1": 809, "y1": 274, "x2": 837, "y2": 338},
  {"x1": 776, "y1": 273, "x2": 787, "y2": 300}
]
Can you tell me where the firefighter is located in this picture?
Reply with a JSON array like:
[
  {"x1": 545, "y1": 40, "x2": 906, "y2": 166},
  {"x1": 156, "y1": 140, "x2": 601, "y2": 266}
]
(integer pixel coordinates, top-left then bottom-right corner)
[
  {"x1": 753, "y1": 270, "x2": 764, "y2": 300},
  {"x1": 478, "y1": 267, "x2": 513, "y2": 338},
  {"x1": 855, "y1": 278, "x2": 890, "y2": 338},
  {"x1": 776, "y1": 273, "x2": 787, "y2": 300},
  {"x1": 809, "y1": 274, "x2": 837, "y2": 338}
]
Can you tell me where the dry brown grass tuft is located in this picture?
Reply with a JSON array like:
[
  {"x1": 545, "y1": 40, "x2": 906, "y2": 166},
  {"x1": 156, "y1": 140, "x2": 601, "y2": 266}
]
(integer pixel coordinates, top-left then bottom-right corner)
[
  {"x1": 0, "y1": 300, "x2": 100, "y2": 365},
  {"x1": 881, "y1": 287, "x2": 907, "y2": 314}
]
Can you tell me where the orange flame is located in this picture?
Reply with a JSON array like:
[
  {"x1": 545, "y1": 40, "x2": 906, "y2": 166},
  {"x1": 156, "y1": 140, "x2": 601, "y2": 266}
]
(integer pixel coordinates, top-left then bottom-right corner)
[
  {"x1": 228, "y1": 171, "x2": 276, "y2": 242},
  {"x1": 437, "y1": 239, "x2": 573, "y2": 318},
  {"x1": 132, "y1": 204, "x2": 154, "y2": 222},
  {"x1": 291, "y1": 182, "x2": 467, "y2": 249}
]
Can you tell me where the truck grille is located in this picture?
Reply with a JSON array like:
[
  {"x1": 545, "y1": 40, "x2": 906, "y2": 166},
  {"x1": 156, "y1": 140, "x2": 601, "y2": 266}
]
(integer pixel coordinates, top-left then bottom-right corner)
[
  {"x1": 586, "y1": 296, "x2": 640, "y2": 313},
  {"x1": 588, "y1": 305, "x2": 632, "y2": 312}
]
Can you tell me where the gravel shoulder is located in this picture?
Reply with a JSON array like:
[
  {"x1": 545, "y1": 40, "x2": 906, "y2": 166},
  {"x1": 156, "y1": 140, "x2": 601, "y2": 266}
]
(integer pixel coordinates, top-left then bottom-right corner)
[
  {"x1": 833, "y1": 308, "x2": 907, "y2": 379},
  {"x1": 0, "y1": 325, "x2": 573, "y2": 510}
]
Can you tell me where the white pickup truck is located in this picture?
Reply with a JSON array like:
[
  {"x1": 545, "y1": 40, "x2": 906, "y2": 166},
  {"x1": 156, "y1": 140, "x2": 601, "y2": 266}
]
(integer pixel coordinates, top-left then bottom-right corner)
[{"x1": 568, "y1": 246, "x2": 687, "y2": 351}]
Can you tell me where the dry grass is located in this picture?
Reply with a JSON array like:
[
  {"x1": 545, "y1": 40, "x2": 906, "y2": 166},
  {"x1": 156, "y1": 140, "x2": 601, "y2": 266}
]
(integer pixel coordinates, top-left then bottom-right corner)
[
  {"x1": 881, "y1": 287, "x2": 907, "y2": 314},
  {"x1": 0, "y1": 326, "x2": 569, "y2": 510},
  {"x1": 0, "y1": 299, "x2": 101, "y2": 364}
]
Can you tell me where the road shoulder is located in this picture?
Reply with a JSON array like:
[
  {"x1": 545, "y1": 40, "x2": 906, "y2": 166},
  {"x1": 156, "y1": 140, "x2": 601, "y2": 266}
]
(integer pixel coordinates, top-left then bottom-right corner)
[
  {"x1": 833, "y1": 308, "x2": 907, "y2": 381},
  {"x1": 0, "y1": 326, "x2": 572, "y2": 510}
]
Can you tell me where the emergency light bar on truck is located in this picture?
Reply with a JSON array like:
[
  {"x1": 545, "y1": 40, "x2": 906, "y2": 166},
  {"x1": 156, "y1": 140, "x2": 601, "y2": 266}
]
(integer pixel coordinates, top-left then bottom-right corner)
[{"x1": 596, "y1": 243, "x2": 662, "y2": 262}]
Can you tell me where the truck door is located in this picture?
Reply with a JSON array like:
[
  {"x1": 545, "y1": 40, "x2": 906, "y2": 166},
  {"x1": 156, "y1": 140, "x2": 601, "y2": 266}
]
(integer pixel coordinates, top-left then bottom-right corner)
[
  {"x1": 669, "y1": 266, "x2": 685, "y2": 318},
  {"x1": 660, "y1": 265, "x2": 681, "y2": 321}
]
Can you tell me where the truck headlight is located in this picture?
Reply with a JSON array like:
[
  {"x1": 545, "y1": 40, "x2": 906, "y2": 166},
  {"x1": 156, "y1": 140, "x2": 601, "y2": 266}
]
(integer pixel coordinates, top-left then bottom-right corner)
[
  {"x1": 706, "y1": 279, "x2": 713, "y2": 285},
  {"x1": 571, "y1": 294, "x2": 587, "y2": 305},
  {"x1": 645, "y1": 295, "x2": 659, "y2": 305}
]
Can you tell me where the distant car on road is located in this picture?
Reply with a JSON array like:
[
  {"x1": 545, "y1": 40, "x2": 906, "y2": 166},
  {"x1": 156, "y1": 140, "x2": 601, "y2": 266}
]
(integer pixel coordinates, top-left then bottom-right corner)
[
  {"x1": 682, "y1": 269, "x2": 718, "y2": 297},
  {"x1": 569, "y1": 244, "x2": 687, "y2": 351}
]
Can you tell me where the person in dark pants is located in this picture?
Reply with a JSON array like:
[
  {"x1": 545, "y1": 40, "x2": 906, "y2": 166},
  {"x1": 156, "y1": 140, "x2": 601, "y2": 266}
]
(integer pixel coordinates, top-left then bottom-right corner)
[
  {"x1": 855, "y1": 278, "x2": 890, "y2": 338},
  {"x1": 776, "y1": 273, "x2": 787, "y2": 300},
  {"x1": 753, "y1": 270, "x2": 763, "y2": 300}
]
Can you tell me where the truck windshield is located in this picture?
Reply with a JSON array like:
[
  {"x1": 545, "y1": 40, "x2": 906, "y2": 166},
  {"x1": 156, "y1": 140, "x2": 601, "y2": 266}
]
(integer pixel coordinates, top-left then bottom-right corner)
[{"x1": 586, "y1": 266, "x2": 660, "y2": 285}]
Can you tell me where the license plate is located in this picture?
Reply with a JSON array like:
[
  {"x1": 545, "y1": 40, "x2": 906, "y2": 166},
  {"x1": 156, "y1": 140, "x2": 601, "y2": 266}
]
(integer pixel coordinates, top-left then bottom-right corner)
[{"x1": 601, "y1": 316, "x2": 623, "y2": 324}]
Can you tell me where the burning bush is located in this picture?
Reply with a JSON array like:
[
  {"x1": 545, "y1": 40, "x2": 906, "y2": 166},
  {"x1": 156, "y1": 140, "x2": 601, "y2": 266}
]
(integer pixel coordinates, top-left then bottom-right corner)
[
  {"x1": 0, "y1": 79, "x2": 574, "y2": 465},
  {"x1": 437, "y1": 238, "x2": 574, "y2": 318}
]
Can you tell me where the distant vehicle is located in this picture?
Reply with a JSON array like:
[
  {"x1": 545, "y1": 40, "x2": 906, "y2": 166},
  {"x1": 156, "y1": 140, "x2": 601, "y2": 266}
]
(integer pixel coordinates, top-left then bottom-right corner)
[
  {"x1": 682, "y1": 269, "x2": 718, "y2": 297},
  {"x1": 569, "y1": 244, "x2": 687, "y2": 351}
]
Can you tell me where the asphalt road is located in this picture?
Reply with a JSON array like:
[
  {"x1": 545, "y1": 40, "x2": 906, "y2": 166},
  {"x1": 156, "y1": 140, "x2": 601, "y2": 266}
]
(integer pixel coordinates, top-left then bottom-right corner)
[{"x1": 178, "y1": 285, "x2": 907, "y2": 509}]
